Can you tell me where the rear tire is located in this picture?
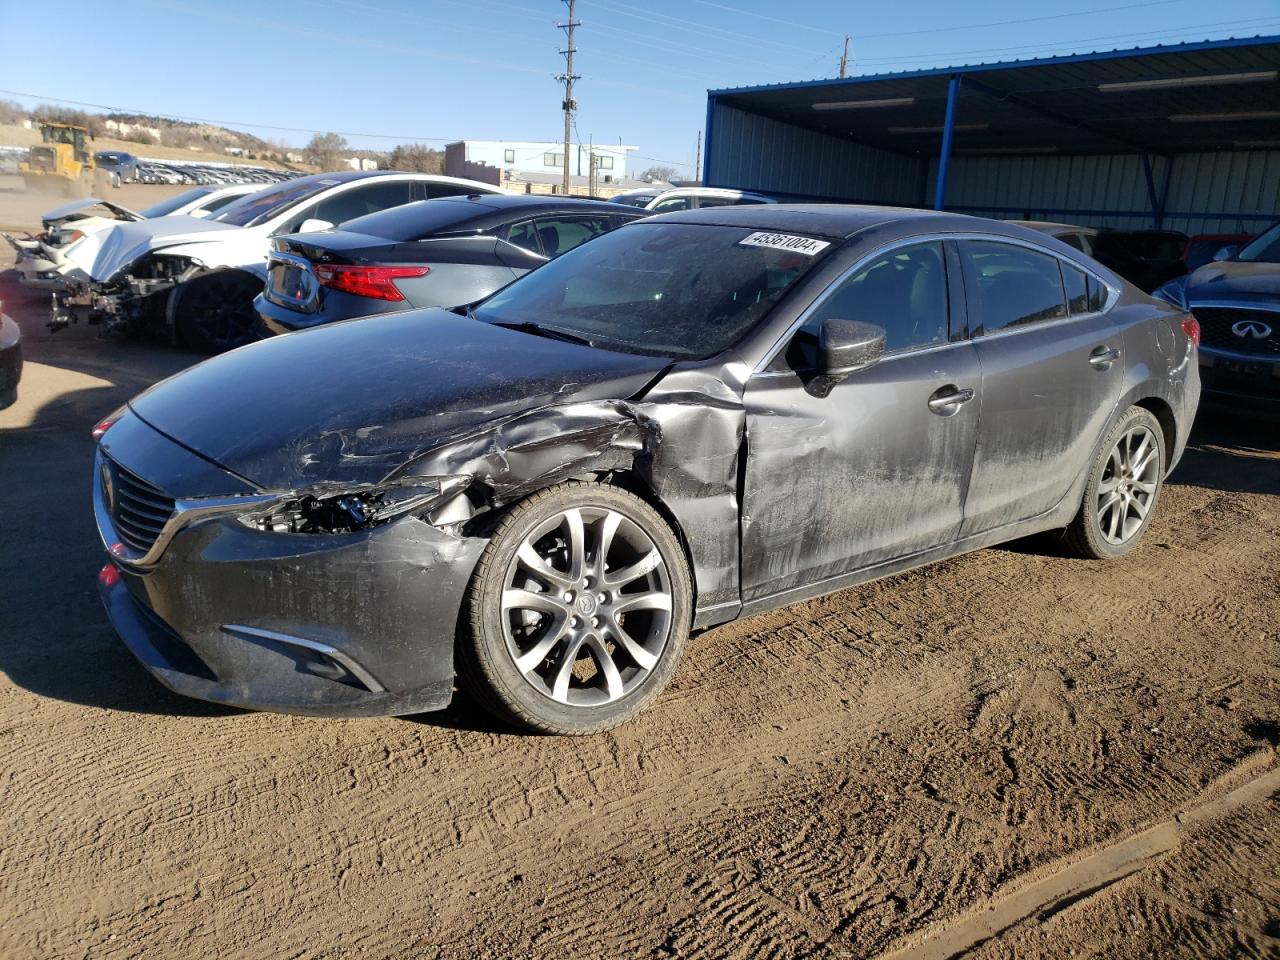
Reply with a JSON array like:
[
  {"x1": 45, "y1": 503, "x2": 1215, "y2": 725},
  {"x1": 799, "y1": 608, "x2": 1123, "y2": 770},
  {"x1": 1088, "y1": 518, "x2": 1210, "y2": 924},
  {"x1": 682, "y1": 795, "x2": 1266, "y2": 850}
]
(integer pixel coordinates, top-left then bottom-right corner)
[
  {"x1": 458, "y1": 481, "x2": 692, "y2": 735},
  {"x1": 1065, "y1": 406, "x2": 1166, "y2": 559},
  {"x1": 173, "y1": 270, "x2": 263, "y2": 354}
]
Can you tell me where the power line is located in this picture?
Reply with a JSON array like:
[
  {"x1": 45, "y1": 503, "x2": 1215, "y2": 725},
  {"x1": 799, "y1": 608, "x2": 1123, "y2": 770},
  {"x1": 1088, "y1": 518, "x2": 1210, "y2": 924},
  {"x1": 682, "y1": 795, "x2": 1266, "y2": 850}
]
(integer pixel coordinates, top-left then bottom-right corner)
[
  {"x1": 590, "y1": 0, "x2": 823, "y2": 56},
  {"x1": 856, "y1": 0, "x2": 1198, "y2": 40}
]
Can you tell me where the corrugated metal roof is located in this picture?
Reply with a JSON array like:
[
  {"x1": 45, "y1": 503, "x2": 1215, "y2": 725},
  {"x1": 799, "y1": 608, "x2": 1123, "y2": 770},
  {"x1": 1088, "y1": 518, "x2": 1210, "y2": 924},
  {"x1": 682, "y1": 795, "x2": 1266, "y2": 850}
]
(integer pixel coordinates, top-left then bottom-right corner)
[{"x1": 707, "y1": 36, "x2": 1280, "y2": 158}]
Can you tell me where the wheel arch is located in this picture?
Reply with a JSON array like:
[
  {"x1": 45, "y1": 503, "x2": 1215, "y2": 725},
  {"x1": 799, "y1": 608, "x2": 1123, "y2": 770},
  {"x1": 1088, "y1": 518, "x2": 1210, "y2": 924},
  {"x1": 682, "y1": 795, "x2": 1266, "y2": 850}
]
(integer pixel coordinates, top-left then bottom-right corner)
[
  {"x1": 600, "y1": 469, "x2": 701, "y2": 617},
  {"x1": 1132, "y1": 395, "x2": 1178, "y2": 472}
]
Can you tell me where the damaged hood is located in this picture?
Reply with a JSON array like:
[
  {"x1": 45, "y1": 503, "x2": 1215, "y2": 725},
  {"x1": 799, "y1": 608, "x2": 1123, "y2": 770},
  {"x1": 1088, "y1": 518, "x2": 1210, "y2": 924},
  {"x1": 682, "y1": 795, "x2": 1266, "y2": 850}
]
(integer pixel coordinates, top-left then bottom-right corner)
[
  {"x1": 1185, "y1": 260, "x2": 1280, "y2": 303},
  {"x1": 42, "y1": 197, "x2": 143, "y2": 229},
  {"x1": 76, "y1": 215, "x2": 244, "y2": 281},
  {"x1": 128, "y1": 309, "x2": 670, "y2": 489}
]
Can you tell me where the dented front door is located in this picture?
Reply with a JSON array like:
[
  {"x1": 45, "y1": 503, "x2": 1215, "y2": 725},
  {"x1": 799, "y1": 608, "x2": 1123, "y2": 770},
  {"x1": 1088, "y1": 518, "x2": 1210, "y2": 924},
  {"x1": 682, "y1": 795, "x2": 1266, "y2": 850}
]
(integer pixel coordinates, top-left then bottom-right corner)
[{"x1": 739, "y1": 341, "x2": 982, "y2": 603}]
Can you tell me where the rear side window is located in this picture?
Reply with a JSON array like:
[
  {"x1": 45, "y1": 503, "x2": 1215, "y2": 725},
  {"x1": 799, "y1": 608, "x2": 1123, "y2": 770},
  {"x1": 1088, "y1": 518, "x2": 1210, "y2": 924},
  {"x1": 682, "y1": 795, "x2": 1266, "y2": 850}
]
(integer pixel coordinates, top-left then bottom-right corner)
[
  {"x1": 961, "y1": 240, "x2": 1068, "y2": 335},
  {"x1": 1087, "y1": 275, "x2": 1107, "y2": 313},
  {"x1": 1061, "y1": 263, "x2": 1090, "y2": 314},
  {"x1": 505, "y1": 220, "x2": 543, "y2": 256},
  {"x1": 533, "y1": 216, "x2": 614, "y2": 258},
  {"x1": 650, "y1": 196, "x2": 692, "y2": 213}
]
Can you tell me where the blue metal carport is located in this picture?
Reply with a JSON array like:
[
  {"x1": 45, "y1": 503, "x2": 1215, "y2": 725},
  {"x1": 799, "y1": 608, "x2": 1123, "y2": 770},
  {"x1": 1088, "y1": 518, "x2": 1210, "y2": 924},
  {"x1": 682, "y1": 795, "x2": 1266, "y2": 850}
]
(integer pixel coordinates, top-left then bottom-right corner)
[{"x1": 703, "y1": 37, "x2": 1280, "y2": 235}]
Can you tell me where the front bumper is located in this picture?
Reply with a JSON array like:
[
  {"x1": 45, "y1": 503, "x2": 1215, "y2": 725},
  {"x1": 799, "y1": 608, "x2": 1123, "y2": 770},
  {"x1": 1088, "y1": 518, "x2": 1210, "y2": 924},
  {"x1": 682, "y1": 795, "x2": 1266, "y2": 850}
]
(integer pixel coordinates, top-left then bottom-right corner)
[
  {"x1": 1199, "y1": 348, "x2": 1280, "y2": 418},
  {"x1": 94, "y1": 415, "x2": 486, "y2": 717}
]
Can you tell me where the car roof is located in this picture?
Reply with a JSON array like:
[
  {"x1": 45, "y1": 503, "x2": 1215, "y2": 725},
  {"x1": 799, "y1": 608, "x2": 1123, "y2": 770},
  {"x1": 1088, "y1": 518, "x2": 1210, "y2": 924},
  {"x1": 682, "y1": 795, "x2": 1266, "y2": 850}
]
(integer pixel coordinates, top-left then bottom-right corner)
[
  {"x1": 644, "y1": 203, "x2": 984, "y2": 240},
  {"x1": 1008, "y1": 220, "x2": 1095, "y2": 234}
]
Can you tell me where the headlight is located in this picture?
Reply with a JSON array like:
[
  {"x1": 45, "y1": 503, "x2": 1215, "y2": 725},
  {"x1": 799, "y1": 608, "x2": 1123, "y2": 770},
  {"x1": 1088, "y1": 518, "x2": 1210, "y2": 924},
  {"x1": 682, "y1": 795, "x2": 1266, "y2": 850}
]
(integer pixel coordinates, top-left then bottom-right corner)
[
  {"x1": 237, "y1": 477, "x2": 469, "y2": 534},
  {"x1": 1152, "y1": 276, "x2": 1189, "y2": 308}
]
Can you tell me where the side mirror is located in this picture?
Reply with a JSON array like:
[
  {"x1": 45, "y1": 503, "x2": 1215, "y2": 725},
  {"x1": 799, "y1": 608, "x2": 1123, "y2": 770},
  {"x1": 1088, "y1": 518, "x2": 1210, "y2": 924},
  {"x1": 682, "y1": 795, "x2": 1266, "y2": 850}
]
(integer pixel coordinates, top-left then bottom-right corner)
[
  {"x1": 1211, "y1": 244, "x2": 1238, "y2": 262},
  {"x1": 298, "y1": 218, "x2": 334, "y2": 234},
  {"x1": 818, "y1": 318, "x2": 886, "y2": 379}
]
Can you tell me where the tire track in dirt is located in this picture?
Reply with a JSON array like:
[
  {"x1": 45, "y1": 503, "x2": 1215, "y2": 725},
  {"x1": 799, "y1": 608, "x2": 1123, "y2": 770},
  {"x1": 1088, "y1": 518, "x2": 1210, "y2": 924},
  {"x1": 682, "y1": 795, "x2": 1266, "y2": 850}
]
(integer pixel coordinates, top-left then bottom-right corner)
[{"x1": 1, "y1": 419, "x2": 1277, "y2": 959}]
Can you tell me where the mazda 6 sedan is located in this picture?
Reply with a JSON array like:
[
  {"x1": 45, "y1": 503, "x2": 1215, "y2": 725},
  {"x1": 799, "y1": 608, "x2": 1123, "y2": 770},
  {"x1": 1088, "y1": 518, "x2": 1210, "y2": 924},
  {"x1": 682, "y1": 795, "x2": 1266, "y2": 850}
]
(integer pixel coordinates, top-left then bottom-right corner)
[{"x1": 93, "y1": 205, "x2": 1201, "y2": 734}]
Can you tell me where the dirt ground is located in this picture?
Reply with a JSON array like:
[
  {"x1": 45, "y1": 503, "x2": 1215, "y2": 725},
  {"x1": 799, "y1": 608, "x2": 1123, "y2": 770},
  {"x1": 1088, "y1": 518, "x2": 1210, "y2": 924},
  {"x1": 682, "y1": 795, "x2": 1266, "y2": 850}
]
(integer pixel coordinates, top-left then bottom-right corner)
[{"x1": 0, "y1": 186, "x2": 1277, "y2": 960}]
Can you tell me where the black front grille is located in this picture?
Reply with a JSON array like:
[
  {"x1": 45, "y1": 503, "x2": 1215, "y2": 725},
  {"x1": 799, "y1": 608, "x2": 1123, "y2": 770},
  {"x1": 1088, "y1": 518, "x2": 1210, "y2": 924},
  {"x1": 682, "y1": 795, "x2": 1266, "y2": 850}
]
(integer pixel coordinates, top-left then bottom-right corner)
[
  {"x1": 105, "y1": 459, "x2": 175, "y2": 555},
  {"x1": 1193, "y1": 306, "x2": 1280, "y2": 358}
]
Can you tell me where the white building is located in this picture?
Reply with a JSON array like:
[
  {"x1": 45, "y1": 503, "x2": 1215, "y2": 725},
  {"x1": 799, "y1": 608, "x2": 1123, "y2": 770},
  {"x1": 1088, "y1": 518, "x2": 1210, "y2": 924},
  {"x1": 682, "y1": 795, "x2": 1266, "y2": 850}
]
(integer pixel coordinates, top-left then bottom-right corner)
[{"x1": 446, "y1": 140, "x2": 637, "y2": 179}]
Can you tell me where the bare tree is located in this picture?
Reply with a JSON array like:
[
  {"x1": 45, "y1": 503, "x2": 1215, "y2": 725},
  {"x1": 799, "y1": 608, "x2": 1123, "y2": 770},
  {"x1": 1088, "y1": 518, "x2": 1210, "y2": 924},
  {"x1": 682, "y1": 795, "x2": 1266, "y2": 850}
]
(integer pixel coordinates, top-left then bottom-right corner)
[
  {"x1": 640, "y1": 165, "x2": 677, "y2": 183},
  {"x1": 387, "y1": 143, "x2": 443, "y2": 174},
  {"x1": 0, "y1": 100, "x2": 24, "y2": 125},
  {"x1": 306, "y1": 132, "x2": 350, "y2": 171}
]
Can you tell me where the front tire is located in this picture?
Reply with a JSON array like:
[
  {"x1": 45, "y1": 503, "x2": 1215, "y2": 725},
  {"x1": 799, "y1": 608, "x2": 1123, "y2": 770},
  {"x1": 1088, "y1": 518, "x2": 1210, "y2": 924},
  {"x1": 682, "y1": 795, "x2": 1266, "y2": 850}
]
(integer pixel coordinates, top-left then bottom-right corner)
[
  {"x1": 173, "y1": 271, "x2": 263, "y2": 354},
  {"x1": 1065, "y1": 406, "x2": 1166, "y2": 559},
  {"x1": 458, "y1": 481, "x2": 692, "y2": 734}
]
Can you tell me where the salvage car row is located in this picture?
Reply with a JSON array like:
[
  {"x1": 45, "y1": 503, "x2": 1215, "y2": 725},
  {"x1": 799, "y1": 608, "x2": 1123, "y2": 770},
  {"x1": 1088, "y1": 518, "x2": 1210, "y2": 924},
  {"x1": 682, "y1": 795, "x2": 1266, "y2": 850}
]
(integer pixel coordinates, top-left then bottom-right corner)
[{"x1": 6, "y1": 173, "x2": 1278, "y2": 420}]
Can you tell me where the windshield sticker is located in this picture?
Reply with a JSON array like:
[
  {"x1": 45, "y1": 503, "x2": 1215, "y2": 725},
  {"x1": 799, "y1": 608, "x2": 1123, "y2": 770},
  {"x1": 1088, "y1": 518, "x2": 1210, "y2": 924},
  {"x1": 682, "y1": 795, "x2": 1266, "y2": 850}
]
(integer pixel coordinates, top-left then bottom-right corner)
[{"x1": 738, "y1": 232, "x2": 830, "y2": 256}]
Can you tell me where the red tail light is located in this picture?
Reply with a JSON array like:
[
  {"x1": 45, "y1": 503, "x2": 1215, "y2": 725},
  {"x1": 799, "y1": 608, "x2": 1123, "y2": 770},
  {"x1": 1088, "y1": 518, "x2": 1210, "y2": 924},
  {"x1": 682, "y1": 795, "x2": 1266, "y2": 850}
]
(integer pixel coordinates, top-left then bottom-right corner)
[
  {"x1": 1181, "y1": 314, "x2": 1201, "y2": 347},
  {"x1": 313, "y1": 263, "x2": 429, "y2": 301}
]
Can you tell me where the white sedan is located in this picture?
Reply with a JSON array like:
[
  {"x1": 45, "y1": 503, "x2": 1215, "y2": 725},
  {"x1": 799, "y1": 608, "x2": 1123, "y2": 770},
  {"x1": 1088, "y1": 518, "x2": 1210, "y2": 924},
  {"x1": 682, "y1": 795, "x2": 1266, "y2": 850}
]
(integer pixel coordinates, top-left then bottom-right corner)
[
  {"x1": 7, "y1": 184, "x2": 263, "y2": 290},
  {"x1": 643, "y1": 187, "x2": 776, "y2": 213},
  {"x1": 51, "y1": 171, "x2": 501, "y2": 352}
]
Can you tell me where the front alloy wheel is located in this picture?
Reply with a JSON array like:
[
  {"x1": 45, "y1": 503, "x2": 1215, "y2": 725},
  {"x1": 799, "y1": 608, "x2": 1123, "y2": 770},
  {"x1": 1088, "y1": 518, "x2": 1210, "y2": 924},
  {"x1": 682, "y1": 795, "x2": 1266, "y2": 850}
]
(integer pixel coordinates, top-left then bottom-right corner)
[{"x1": 460, "y1": 482, "x2": 691, "y2": 734}]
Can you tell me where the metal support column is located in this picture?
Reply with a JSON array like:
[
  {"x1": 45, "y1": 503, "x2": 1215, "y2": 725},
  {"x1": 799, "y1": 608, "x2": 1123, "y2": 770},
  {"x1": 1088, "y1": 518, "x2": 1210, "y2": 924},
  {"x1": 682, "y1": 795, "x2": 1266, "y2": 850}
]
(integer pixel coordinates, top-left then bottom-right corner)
[
  {"x1": 934, "y1": 75, "x2": 961, "y2": 211},
  {"x1": 1141, "y1": 152, "x2": 1161, "y2": 228}
]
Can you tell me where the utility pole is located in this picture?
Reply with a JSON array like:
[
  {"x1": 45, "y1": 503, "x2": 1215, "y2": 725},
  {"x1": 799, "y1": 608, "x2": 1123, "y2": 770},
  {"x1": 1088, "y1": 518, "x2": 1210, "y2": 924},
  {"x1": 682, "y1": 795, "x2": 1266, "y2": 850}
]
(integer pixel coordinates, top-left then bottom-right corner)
[
  {"x1": 694, "y1": 130, "x2": 702, "y2": 182},
  {"x1": 557, "y1": 0, "x2": 580, "y2": 196},
  {"x1": 838, "y1": 35, "x2": 850, "y2": 78}
]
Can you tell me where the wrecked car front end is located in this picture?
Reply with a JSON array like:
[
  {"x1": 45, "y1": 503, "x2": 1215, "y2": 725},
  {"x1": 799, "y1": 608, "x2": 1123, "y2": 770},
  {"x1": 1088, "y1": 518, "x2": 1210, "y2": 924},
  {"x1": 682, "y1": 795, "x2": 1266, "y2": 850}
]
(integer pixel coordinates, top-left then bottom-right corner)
[
  {"x1": 92, "y1": 307, "x2": 686, "y2": 715},
  {"x1": 94, "y1": 407, "x2": 487, "y2": 716},
  {"x1": 52, "y1": 252, "x2": 201, "y2": 336}
]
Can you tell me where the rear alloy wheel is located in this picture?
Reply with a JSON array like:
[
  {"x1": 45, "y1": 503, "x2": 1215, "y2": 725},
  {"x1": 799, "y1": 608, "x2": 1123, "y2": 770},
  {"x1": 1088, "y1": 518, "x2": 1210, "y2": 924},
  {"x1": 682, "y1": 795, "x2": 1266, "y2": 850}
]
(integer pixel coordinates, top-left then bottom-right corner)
[
  {"x1": 459, "y1": 482, "x2": 691, "y2": 734},
  {"x1": 1065, "y1": 406, "x2": 1166, "y2": 559},
  {"x1": 173, "y1": 271, "x2": 263, "y2": 354}
]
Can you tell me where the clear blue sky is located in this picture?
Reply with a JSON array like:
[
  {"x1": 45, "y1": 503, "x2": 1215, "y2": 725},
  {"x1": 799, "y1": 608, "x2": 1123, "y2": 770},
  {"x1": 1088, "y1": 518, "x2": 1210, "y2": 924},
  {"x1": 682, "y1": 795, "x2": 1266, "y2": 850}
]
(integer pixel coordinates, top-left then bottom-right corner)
[{"x1": 2, "y1": 0, "x2": 1278, "y2": 177}]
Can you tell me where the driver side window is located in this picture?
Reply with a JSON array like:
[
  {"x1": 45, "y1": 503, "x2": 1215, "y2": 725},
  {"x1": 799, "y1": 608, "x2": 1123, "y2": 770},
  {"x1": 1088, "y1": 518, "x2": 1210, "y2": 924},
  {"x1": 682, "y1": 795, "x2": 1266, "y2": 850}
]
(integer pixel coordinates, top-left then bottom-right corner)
[{"x1": 781, "y1": 242, "x2": 950, "y2": 371}]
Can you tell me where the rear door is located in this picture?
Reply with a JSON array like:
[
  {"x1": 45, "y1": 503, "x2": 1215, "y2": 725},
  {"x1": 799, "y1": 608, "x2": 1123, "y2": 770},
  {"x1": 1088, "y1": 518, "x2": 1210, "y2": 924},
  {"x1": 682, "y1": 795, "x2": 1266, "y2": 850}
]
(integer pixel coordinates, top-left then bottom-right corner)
[
  {"x1": 740, "y1": 240, "x2": 982, "y2": 600},
  {"x1": 957, "y1": 239, "x2": 1123, "y2": 536}
]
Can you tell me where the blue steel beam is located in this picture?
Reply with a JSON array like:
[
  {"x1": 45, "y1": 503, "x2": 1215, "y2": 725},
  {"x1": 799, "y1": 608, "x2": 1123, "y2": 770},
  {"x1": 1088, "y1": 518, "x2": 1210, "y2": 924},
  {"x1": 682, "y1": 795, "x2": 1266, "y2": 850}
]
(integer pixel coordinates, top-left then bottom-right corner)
[{"x1": 934, "y1": 75, "x2": 961, "y2": 211}]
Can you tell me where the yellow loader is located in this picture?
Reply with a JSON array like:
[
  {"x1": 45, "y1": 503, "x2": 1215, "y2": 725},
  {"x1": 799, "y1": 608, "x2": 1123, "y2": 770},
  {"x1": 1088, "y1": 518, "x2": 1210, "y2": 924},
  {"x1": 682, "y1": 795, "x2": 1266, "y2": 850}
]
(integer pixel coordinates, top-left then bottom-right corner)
[{"x1": 19, "y1": 122, "x2": 109, "y2": 196}]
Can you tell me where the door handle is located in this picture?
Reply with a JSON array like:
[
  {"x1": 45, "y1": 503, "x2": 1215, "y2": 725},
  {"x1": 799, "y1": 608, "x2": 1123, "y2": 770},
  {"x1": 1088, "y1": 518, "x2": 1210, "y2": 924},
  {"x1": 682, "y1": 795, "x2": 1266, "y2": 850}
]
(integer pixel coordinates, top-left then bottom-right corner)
[
  {"x1": 1089, "y1": 345, "x2": 1120, "y2": 368},
  {"x1": 927, "y1": 385, "x2": 975, "y2": 416}
]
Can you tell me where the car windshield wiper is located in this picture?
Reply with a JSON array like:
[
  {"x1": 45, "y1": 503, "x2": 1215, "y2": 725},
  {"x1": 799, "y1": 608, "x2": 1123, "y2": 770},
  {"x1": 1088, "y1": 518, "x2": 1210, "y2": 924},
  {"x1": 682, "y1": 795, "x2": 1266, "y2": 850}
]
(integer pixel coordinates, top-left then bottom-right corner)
[{"x1": 491, "y1": 320, "x2": 596, "y2": 348}]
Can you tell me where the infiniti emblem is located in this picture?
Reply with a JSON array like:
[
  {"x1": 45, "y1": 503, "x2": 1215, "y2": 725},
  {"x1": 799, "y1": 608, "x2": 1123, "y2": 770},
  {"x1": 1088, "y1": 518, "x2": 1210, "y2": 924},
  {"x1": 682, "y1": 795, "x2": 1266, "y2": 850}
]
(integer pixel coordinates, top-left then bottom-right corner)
[{"x1": 1232, "y1": 319, "x2": 1272, "y2": 339}]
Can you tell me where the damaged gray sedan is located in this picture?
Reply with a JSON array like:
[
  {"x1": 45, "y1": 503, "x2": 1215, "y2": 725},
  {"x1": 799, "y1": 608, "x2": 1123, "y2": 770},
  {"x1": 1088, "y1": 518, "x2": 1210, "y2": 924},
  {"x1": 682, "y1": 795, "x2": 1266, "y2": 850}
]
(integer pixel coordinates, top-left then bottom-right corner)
[{"x1": 93, "y1": 206, "x2": 1201, "y2": 733}]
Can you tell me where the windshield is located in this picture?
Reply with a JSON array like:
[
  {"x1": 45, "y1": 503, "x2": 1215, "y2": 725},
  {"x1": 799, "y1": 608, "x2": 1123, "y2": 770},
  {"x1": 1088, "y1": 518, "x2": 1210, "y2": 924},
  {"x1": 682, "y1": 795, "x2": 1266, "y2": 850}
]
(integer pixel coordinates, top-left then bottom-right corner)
[
  {"x1": 474, "y1": 222, "x2": 832, "y2": 359},
  {"x1": 212, "y1": 177, "x2": 335, "y2": 228},
  {"x1": 140, "y1": 187, "x2": 213, "y2": 218},
  {"x1": 1236, "y1": 222, "x2": 1280, "y2": 263}
]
